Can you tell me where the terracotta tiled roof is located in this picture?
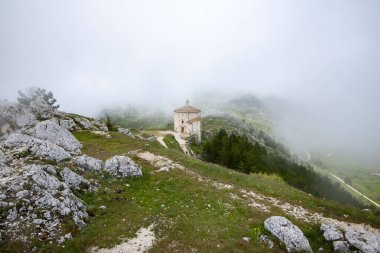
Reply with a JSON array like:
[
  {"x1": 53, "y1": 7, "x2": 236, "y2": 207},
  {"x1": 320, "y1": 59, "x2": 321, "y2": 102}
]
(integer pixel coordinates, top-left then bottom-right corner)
[
  {"x1": 174, "y1": 105, "x2": 201, "y2": 113},
  {"x1": 174, "y1": 100, "x2": 201, "y2": 113}
]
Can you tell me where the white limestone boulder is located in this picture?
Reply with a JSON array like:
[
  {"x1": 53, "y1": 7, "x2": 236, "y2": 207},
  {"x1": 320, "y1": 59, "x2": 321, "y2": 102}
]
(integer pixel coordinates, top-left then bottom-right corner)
[
  {"x1": 52, "y1": 117, "x2": 77, "y2": 131},
  {"x1": 1, "y1": 164, "x2": 89, "y2": 242},
  {"x1": 0, "y1": 102, "x2": 36, "y2": 129},
  {"x1": 25, "y1": 164, "x2": 66, "y2": 190},
  {"x1": 264, "y1": 216, "x2": 313, "y2": 253},
  {"x1": 320, "y1": 223, "x2": 380, "y2": 252},
  {"x1": 320, "y1": 223, "x2": 344, "y2": 241},
  {"x1": 332, "y1": 240, "x2": 350, "y2": 253},
  {"x1": 3, "y1": 133, "x2": 71, "y2": 162},
  {"x1": 60, "y1": 167, "x2": 93, "y2": 191},
  {"x1": 117, "y1": 127, "x2": 135, "y2": 138},
  {"x1": 93, "y1": 120, "x2": 108, "y2": 132},
  {"x1": 26, "y1": 120, "x2": 82, "y2": 155},
  {"x1": 75, "y1": 154, "x2": 103, "y2": 172},
  {"x1": 345, "y1": 229, "x2": 380, "y2": 253},
  {"x1": 104, "y1": 155, "x2": 142, "y2": 178},
  {"x1": 0, "y1": 150, "x2": 8, "y2": 164},
  {"x1": 73, "y1": 116, "x2": 93, "y2": 130}
]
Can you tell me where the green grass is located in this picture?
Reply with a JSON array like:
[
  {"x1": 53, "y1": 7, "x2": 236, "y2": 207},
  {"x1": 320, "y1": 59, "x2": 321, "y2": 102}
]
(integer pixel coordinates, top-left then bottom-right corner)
[
  {"x1": 312, "y1": 154, "x2": 380, "y2": 204},
  {"x1": 8, "y1": 130, "x2": 378, "y2": 252},
  {"x1": 163, "y1": 134, "x2": 182, "y2": 152}
]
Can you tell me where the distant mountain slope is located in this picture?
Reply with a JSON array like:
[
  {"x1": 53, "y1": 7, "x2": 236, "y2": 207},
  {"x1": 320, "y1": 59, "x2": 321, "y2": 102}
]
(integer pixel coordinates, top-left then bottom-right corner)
[{"x1": 99, "y1": 107, "x2": 172, "y2": 130}]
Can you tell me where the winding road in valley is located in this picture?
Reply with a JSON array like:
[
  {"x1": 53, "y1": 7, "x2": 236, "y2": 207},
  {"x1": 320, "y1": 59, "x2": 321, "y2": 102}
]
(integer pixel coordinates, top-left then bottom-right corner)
[{"x1": 328, "y1": 172, "x2": 380, "y2": 209}]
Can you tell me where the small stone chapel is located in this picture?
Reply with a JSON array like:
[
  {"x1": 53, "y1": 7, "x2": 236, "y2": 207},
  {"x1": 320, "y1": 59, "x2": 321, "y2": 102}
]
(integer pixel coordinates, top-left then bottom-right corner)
[{"x1": 173, "y1": 100, "x2": 201, "y2": 142}]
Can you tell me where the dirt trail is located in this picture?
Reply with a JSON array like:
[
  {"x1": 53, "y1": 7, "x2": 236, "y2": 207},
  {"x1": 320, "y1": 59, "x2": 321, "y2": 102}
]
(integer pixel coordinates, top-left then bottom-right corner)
[
  {"x1": 155, "y1": 131, "x2": 192, "y2": 156},
  {"x1": 156, "y1": 136, "x2": 168, "y2": 149},
  {"x1": 91, "y1": 224, "x2": 156, "y2": 253}
]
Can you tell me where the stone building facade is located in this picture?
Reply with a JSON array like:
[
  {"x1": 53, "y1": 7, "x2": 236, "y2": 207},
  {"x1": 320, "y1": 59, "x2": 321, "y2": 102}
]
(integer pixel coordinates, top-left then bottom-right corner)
[{"x1": 174, "y1": 100, "x2": 201, "y2": 142}]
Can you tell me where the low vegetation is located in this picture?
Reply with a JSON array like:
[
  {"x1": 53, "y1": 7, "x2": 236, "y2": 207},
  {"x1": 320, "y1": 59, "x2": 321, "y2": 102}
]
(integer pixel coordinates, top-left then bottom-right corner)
[
  {"x1": 11, "y1": 130, "x2": 372, "y2": 252},
  {"x1": 163, "y1": 134, "x2": 182, "y2": 152},
  {"x1": 192, "y1": 129, "x2": 365, "y2": 208}
]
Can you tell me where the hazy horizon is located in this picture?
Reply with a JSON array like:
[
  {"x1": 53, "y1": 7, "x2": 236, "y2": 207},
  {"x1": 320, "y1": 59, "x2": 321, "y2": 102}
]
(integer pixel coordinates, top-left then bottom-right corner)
[{"x1": 1, "y1": 0, "x2": 380, "y2": 163}]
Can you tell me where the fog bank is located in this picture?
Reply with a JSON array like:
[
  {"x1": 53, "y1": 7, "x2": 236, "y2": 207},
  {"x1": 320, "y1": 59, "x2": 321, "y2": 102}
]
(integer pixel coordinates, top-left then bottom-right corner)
[{"x1": 1, "y1": 0, "x2": 380, "y2": 161}]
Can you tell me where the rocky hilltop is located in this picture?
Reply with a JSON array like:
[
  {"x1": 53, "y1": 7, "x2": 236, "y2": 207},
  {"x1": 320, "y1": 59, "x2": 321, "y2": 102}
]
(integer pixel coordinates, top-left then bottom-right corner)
[{"x1": 0, "y1": 97, "x2": 142, "y2": 244}]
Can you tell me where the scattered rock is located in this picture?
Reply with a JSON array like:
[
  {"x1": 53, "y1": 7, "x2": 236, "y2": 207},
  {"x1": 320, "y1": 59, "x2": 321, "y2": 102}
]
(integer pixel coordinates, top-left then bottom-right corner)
[
  {"x1": 16, "y1": 190, "x2": 29, "y2": 199},
  {"x1": 6, "y1": 207, "x2": 18, "y2": 221},
  {"x1": 259, "y1": 234, "x2": 274, "y2": 249},
  {"x1": 75, "y1": 154, "x2": 103, "y2": 172},
  {"x1": 26, "y1": 164, "x2": 65, "y2": 190},
  {"x1": 60, "y1": 167, "x2": 93, "y2": 191},
  {"x1": 264, "y1": 216, "x2": 312, "y2": 253},
  {"x1": 332, "y1": 240, "x2": 349, "y2": 253},
  {"x1": 117, "y1": 127, "x2": 135, "y2": 138},
  {"x1": 345, "y1": 229, "x2": 380, "y2": 253},
  {"x1": 104, "y1": 155, "x2": 142, "y2": 178},
  {"x1": 0, "y1": 150, "x2": 8, "y2": 163},
  {"x1": 33, "y1": 219, "x2": 44, "y2": 225},
  {"x1": 239, "y1": 237, "x2": 250, "y2": 246},
  {"x1": 93, "y1": 120, "x2": 108, "y2": 132},
  {"x1": 45, "y1": 165, "x2": 57, "y2": 175},
  {"x1": 320, "y1": 223, "x2": 380, "y2": 253},
  {"x1": 73, "y1": 116, "x2": 93, "y2": 130},
  {"x1": 320, "y1": 223, "x2": 344, "y2": 241},
  {"x1": 58, "y1": 233, "x2": 73, "y2": 244},
  {"x1": 52, "y1": 117, "x2": 77, "y2": 131}
]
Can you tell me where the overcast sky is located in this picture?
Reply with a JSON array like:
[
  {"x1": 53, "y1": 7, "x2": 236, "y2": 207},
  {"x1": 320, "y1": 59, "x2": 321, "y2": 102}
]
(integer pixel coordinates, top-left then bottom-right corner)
[{"x1": 1, "y1": 0, "x2": 380, "y2": 161}]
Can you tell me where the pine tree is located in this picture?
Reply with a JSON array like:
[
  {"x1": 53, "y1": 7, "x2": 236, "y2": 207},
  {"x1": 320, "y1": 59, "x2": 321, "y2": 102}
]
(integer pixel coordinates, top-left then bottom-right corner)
[{"x1": 17, "y1": 87, "x2": 59, "y2": 109}]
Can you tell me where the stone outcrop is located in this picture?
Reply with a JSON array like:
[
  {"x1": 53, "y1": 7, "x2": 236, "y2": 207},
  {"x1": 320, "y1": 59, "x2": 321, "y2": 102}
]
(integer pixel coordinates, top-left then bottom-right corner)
[
  {"x1": 0, "y1": 93, "x2": 146, "y2": 247},
  {"x1": 0, "y1": 97, "x2": 112, "y2": 244},
  {"x1": 0, "y1": 102, "x2": 36, "y2": 130},
  {"x1": 0, "y1": 165, "x2": 88, "y2": 242},
  {"x1": 104, "y1": 155, "x2": 142, "y2": 178},
  {"x1": 52, "y1": 117, "x2": 77, "y2": 131},
  {"x1": 72, "y1": 116, "x2": 108, "y2": 131},
  {"x1": 320, "y1": 223, "x2": 380, "y2": 253},
  {"x1": 117, "y1": 127, "x2": 135, "y2": 138},
  {"x1": 320, "y1": 223, "x2": 344, "y2": 242},
  {"x1": 92, "y1": 120, "x2": 108, "y2": 132},
  {"x1": 345, "y1": 230, "x2": 380, "y2": 253},
  {"x1": 59, "y1": 167, "x2": 94, "y2": 191},
  {"x1": 3, "y1": 133, "x2": 71, "y2": 162},
  {"x1": 0, "y1": 150, "x2": 7, "y2": 163},
  {"x1": 75, "y1": 155, "x2": 103, "y2": 172},
  {"x1": 264, "y1": 216, "x2": 313, "y2": 253},
  {"x1": 25, "y1": 120, "x2": 82, "y2": 155}
]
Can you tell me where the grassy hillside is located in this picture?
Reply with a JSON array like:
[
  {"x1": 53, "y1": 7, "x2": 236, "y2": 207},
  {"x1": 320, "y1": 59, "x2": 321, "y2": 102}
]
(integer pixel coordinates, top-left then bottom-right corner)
[
  {"x1": 102, "y1": 94, "x2": 379, "y2": 208},
  {"x1": 201, "y1": 95, "x2": 379, "y2": 208},
  {"x1": 31, "y1": 131, "x2": 380, "y2": 253},
  {"x1": 311, "y1": 154, "x2": 380, "y2": 204}
]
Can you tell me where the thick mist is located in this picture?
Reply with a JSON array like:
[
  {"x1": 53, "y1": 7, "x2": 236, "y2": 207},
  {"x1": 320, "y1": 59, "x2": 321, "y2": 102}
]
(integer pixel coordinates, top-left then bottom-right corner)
[{"x1": 1, "y1": 1, "x2": 380, "y2": 162}]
